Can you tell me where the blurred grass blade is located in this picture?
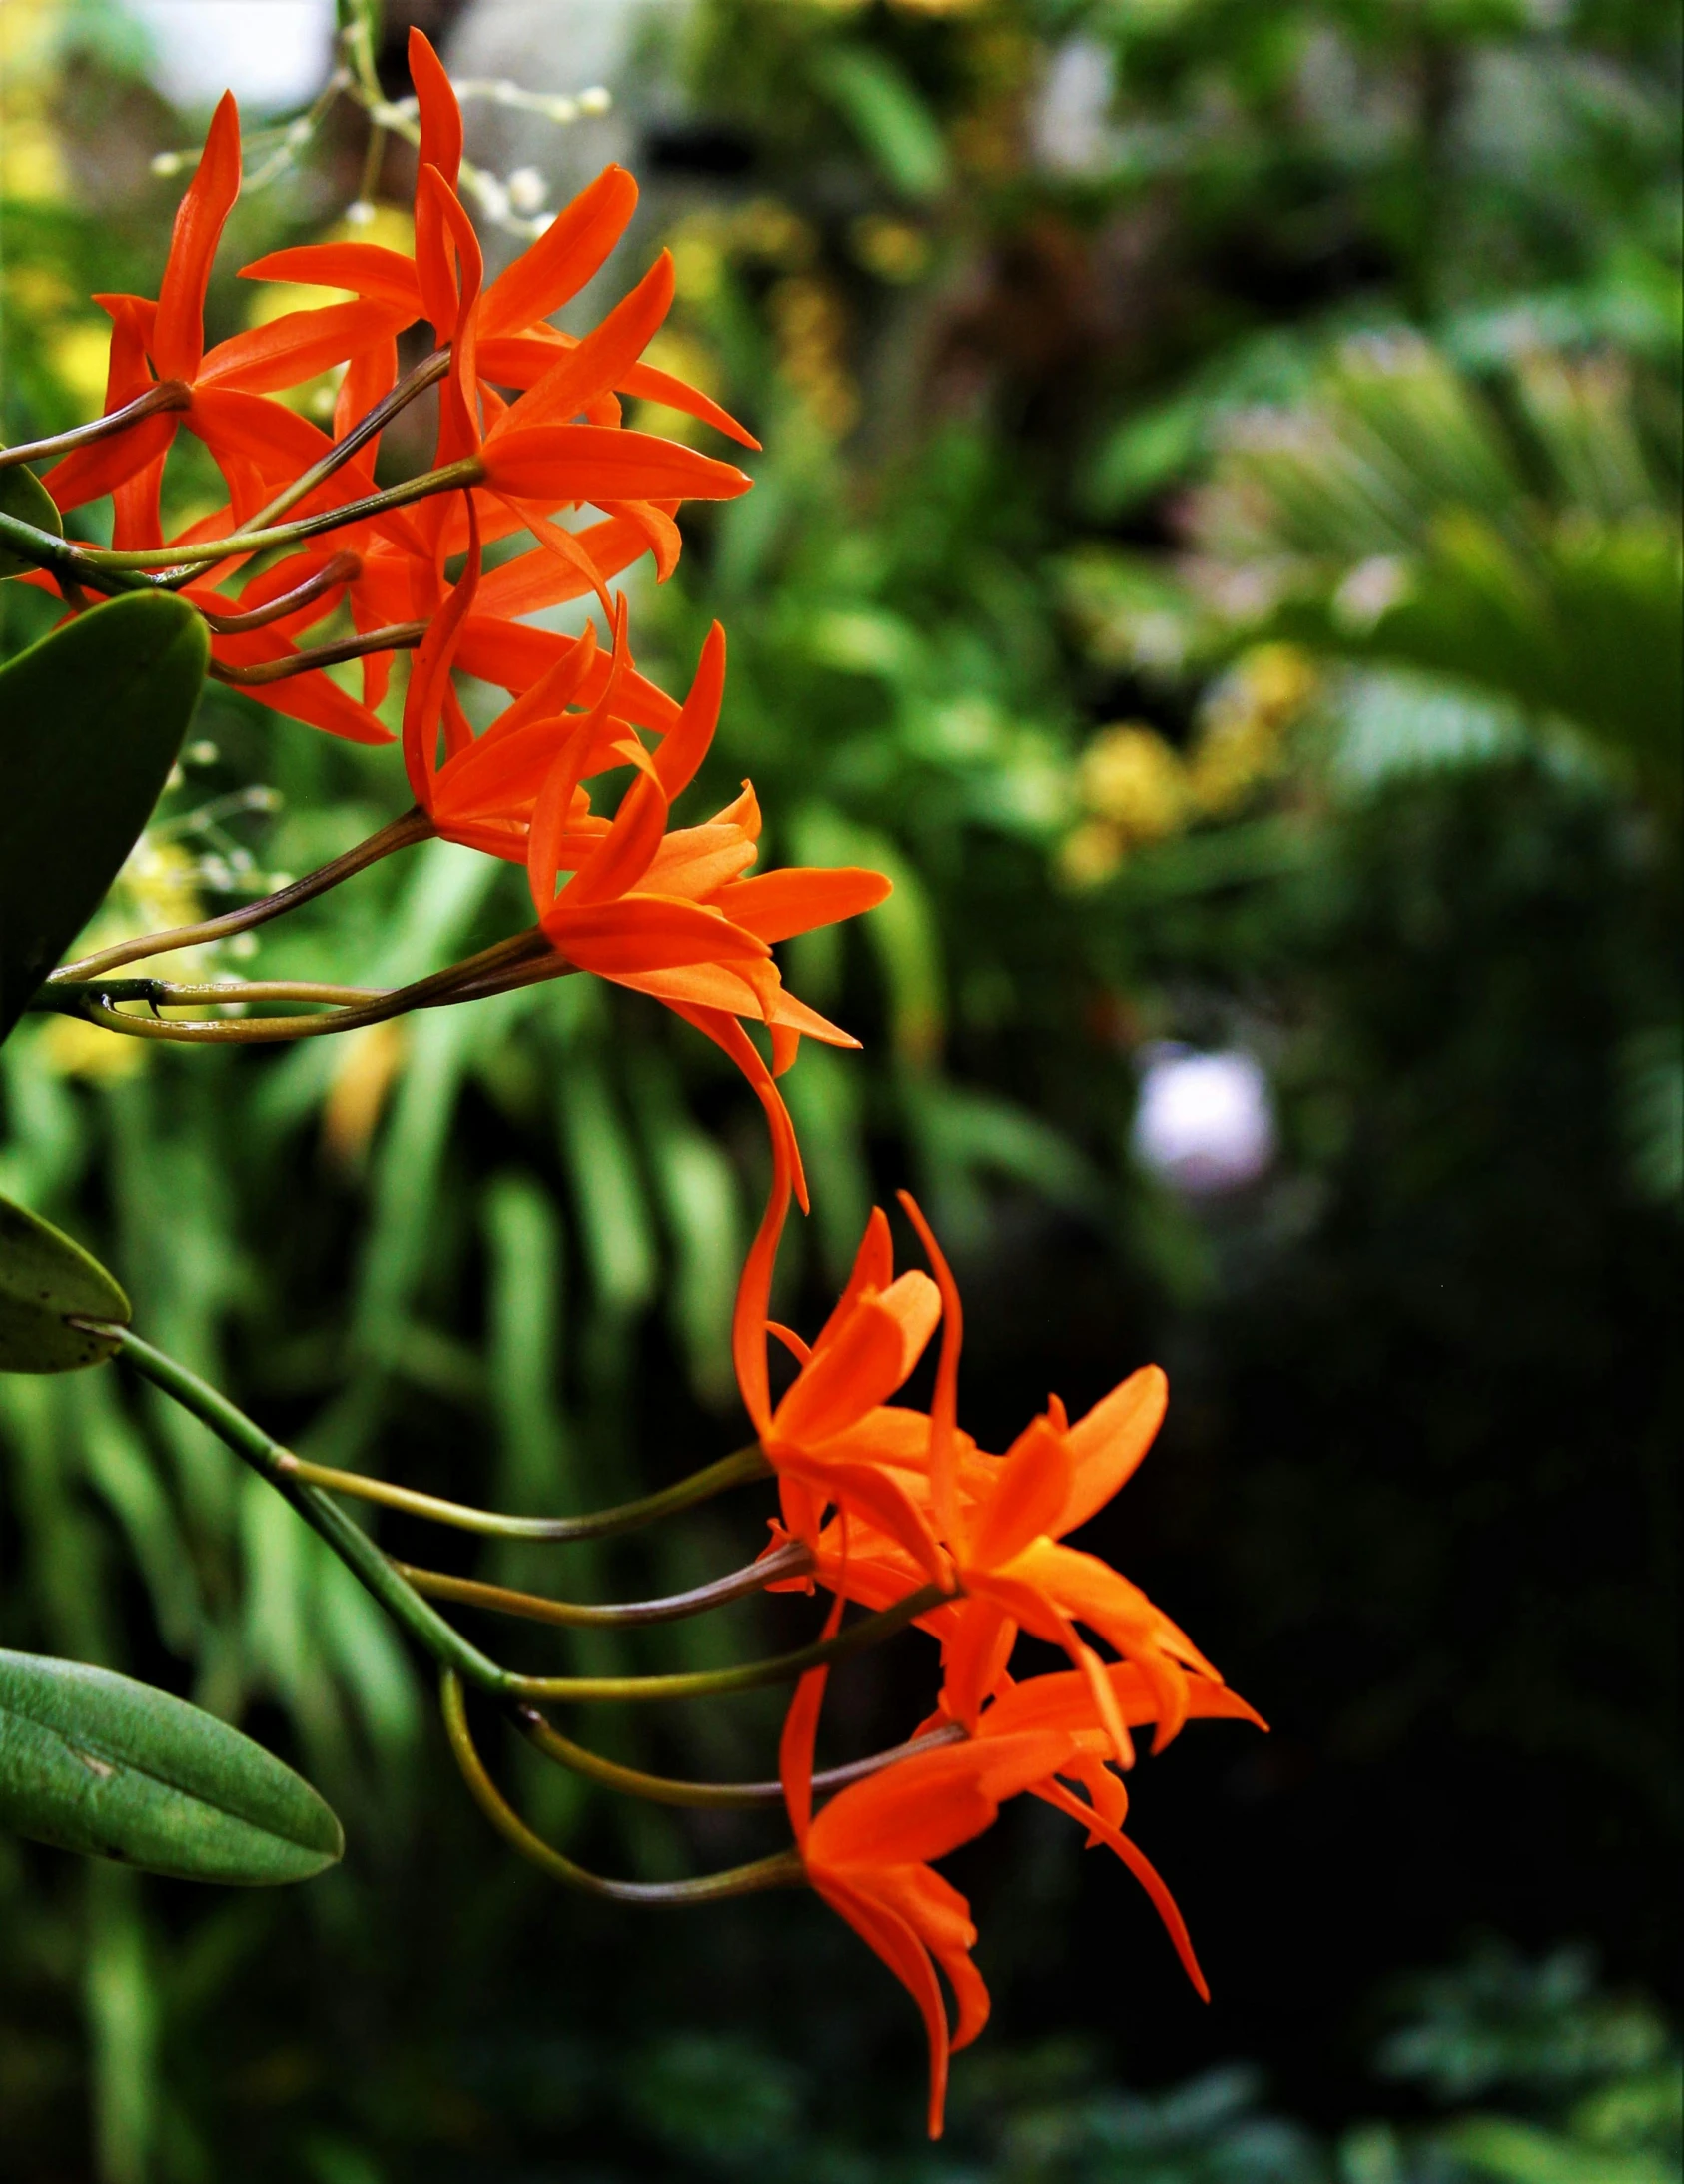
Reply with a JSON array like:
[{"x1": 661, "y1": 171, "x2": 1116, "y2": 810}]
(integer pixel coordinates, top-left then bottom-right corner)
[
  {"x1": 0, "y1": 591, "x2": 207, "y2": 1040},
  {"x1": 0, "y1": 1648, "x2": 343, "y2": 1883},
  {"x1": 558, "y1": 1057, "x2": 656, "y2": 1317},
  {"x1": 0, "y1": 1191, "x2": 130, "y2": 1373},
  {"x1": 810, "y1": 47, "x2": 949, "y2": 201}
]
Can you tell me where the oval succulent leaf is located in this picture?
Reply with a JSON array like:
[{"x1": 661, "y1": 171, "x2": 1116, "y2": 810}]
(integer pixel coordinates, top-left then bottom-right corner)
[
  {"x1": 0, "y1": 1650, "x2": 344, "y2": 1885},
  {"x1": 0, "y1": 458, "x2": 66, "y2": 579},
  {"x1": 0, "y1": 590, "x2": 209, "y2": 1042},
  {"x1": 0, "y1": 1192, "x2": 131, "y2": 1372}
]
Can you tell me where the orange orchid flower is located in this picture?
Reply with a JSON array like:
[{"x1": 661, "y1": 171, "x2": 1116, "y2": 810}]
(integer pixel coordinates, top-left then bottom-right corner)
[
  {"x1": 43, "y1": 93, "x2": 409, "y2": 544},
  {"x1": 753, "y1": 1198, "x2": 1222, "y2": 1766},
  {"x1": 732, "y1": 1198, "x2": 961, "y2": 1586},
  {"x1": 780, "y1": 1654, "x2": 1079, "y2": 2138},
  {"x1": 915, "y1": 1660, "x2": 1264, "y2": 2001},
  {"x1": 242, "y1": 32, "x2": 757, "y2": 456}
]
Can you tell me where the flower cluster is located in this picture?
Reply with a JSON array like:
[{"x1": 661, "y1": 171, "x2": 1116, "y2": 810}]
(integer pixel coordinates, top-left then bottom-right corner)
[{"x1": 5, "y1": 37, "x2": 1259, "y2": 2140}]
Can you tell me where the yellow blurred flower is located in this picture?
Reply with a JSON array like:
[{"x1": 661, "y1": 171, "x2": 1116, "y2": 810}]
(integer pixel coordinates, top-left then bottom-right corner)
[
  {"x1": 1188, "y1": 643, "x2": 1316, "y2": 817},
  {"x1": 0, "y1": 117, "x2": 64, "y2": 201},
  {"x1": 50, "y1": 322, "x2": 115, "y2": 417},
  {"x1": 322, "y1": 1020, "x2": 409, "y2": 1168},
  {"x1": 37, "y1": 1015, "x2": 148, "y2": 1081},
  {"x1": 770, "y1": 275, "x2": 858, "y2": 437},
  {"x1": 851, "y1": 215, "x2": 931, "y2": 285},
  {"x1": 1057, "y1": 817, "x2": 1126, "y2": 891},
  {"x1": 1080, "y1": 724, "x2": 1189, "y2": 841}
]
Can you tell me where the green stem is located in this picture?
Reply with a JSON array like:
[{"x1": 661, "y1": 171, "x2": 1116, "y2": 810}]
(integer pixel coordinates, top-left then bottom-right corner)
[
  {"x1": 226, "y1": 348, "x2": 449, "y2": 544},
  {"x1": 109, "y1": 1327, "x2": 509, "y2": 1694},
  {"x1": 500, "y1": 1586, "x2": 949, "y2": 1704},
  {"x1": 393, "y1": 1537, "x2": 812, "y2": 1626},
  {"x1": 516, "y1": 1707, "x2": 964, "y2": 1810},
  {"x1": 80, "y1": 457, "x2": 483, "y2": 574},
  {"x1": 442, "y1": 1674, "x2": 804, "y2": 1901},
  {"x1": 38, "y1": 927, "x2": 560, "y2": 1043},
  {"x1": 0, "y1": 510, "x2": 152, "y2": 596},
  {"x1": 30, "y1": 979, "x2": 381, "y2": 1016},
  {"x1": 100, "y1": 1328, "x2": 947, "y2": 1709},
  {"x1": 285, "y1": 1443, "x2": 771, "y2": 1540},
  {"x1": 49, "y1": 807, "x2": 433, "y2": 983}
]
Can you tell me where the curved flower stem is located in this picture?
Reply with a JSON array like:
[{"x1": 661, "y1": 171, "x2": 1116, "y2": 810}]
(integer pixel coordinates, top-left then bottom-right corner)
[
  {"x1": 0, "y1": 509, "x2": 152, "y2": 597},
  {"x1": 38, "y1": 927, "x2": 560, "y2": 1043},
  {"x1": 500, "y1": 1587, "x2": 950, "y2": 1704},
  {"x1": 284, "y1": 1443, "x2": 772, "y2": 1541},
  {"x1": 31, "y1": 978, "x2": 382, "y2": 1016},
  {"x1": 393, "y1": 1538, "x2": 814, "y2": 1626},
  {"x1": 195, "y1": 550, "x2": 363, "y2": 633},
  {"x1": 101, "y1": 1326, "x2": 945, "y2": 1710},
  {"x1": 209, "y1": 620, "x2": 425, "y2": 686},
  {"x1": 441, "y1": 1674, "x2": 804, "y2": 1901},
  {"x1": 49, "y1": 807, "x2": 434, "y2": 983},
  {"x1": 80, "y1": 457, "x2": 484, "y2": 574},
  {"x1": 231, "y1": 349, "x2": 450, "y2": 542},
  {"x1": 516, "y1": 1707, "x2": 965, "y2": 1811},
  {"x1": 0, "y1": 381, "x2": 193, "y2": 471},
  {"x1": 107, "y1": 1327, "x2": 511, "y2": 1694}
]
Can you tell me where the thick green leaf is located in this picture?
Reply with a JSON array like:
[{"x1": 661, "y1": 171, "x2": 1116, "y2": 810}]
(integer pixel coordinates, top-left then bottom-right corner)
[
  {"x1": 0, "y1": 590, "x2": 208, "y2": 1041},
  {"x1": 0, "y1": 1191, "x2": 130, "y2": 1371},
  {"x1": 0, "y1": 458, "x2": 66, "y2": 578},
  {"x1": 0, "y1": 1649, "x2": 343, "y2": 1884}
]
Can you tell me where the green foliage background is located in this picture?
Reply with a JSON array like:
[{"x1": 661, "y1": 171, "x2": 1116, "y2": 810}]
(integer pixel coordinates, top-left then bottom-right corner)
[{"x1": 0, "y1": 0, "x2": 1677, "y2": 2176}]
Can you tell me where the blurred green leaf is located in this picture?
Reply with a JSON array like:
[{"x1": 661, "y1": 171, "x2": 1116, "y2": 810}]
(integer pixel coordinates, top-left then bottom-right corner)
[
  {"x1": 0, "y1": 591, "x2": 206, "y2": 1040},
  {"x1": 0, "y1": 458, "x2": 65, "y2": 578},
  {"x1": 0, "y1": 1190, "x2": 130, "y2": 1373},
  {"x1": 809, "y1": 47, "x2": 950, "y2": 201},
  {"x1": 0, "y1": 1648, "x2": 343, "y2": 1883}
]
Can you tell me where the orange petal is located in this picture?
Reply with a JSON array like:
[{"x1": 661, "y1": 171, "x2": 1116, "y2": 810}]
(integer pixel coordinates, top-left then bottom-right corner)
[
  {"x1": 478, "y1": 163, "x2": 639, "y2": 337},
  {"x1": 154, "y1": 90, "x2": 241, "y2": 382},
  {"x1": 481, "y1": 424, "x2": 752, "y2": 507}
]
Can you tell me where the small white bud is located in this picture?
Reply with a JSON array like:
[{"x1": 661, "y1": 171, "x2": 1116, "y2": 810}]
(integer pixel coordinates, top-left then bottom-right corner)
[
  {"x1": 577, "y1": 86, "x2": 611, "y2": 117},
  {"x1": 285, "y1": 117, "x2": 313, "y2": 148},
  {"x1": 185, "y1": 740, "x2": 220, "y2": 767},
  {"x1": 151, "y1": 151, "x2": 184, "y2": 177},
  {"x1": 344, "y1": 198, "x2": 377, "y2": 226},
  {"x1": 506, "y1": 166, "x2": 546, "y2": 214},
  {"x1": 227, "y1": 933, "x2": 259, "y2": 961}
]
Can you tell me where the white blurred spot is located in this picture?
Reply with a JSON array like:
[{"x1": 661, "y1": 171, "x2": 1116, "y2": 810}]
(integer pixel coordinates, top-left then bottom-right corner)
[
  {"x1": 1030, "y1": 38, "x2": 1117, "y2": 176},
  {"x1": 1132, "y1": 1045, "x2": 1276, "y2": 1196},
  {"x1": 124, "y1": 0, "x2": 335, "y2": 115}
]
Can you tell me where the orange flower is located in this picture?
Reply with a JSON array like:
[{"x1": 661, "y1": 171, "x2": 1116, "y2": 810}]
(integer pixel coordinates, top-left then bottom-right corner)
[
  {"x1": 733, "y1": 1199, "x2": 959, "y2": 1584},
  {"x1": 755, "y1": 1199, "x2": 1222, "y2": 1766},
  {"x1": 243, "y1": 32, "x2": 757, "y2": 455},
  {"x1": 780, "y1": 1653, "x2": 1077, "y2": 2138},
  {"x1": 917, "y1": 1661, "x2": 1265, "y2": 2000},
  {"x1": 44, "y1": 93, "x2": 409, "y2": 543}
]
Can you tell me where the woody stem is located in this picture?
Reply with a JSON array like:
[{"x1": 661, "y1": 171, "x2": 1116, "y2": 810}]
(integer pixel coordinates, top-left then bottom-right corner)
[
  {"x1": 441, "y1": 1674, "x2": 804, "y2": 1901},
  {"x1": 227, "y1": 347, "x2": 450, "y2": 543},
  {"x1": 208, "y1": 620, "x2": 425, "y2": 686},
  {"x1": 0, "y1": 380, "x2": 192, "y2": 470},
  {"x1": 194, "y1": 549, "x2": 363, "y2": 633},
  {"x1": 49, "y1": 807, "x2": 434, "y2": 983}
]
